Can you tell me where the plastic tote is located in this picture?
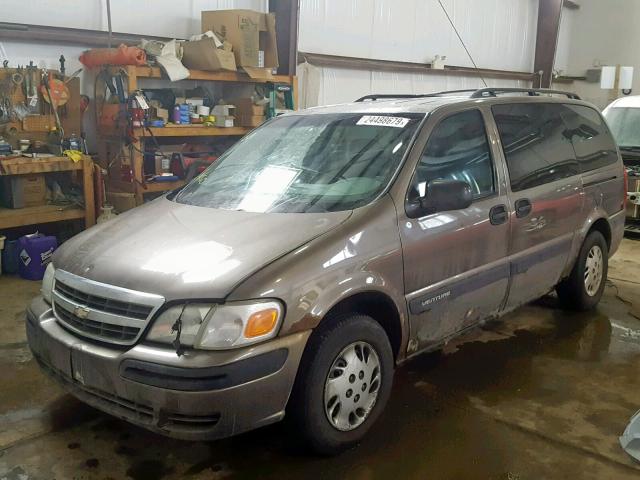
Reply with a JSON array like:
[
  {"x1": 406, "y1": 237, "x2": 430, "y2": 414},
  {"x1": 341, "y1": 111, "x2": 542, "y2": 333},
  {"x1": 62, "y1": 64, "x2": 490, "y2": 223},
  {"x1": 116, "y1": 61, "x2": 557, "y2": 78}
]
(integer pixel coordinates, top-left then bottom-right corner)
[{"x1": 17, "y1": 233, "x2": 57, "y2": 281}]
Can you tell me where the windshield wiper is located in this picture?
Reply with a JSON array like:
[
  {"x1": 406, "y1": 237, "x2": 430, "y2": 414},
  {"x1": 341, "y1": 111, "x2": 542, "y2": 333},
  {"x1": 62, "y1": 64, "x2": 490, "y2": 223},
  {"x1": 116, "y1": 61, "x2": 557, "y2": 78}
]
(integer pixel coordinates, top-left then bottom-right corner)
[{"x1": 619, "y1": 146, "x2": 640, "y2": 152}]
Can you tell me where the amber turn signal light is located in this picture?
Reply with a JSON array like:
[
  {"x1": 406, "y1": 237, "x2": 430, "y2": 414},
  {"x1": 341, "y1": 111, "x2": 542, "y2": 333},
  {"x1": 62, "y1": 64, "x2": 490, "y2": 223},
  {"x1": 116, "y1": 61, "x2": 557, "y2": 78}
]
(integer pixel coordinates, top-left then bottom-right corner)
[{"x1": 244, "y1": 308, "x2": 279, "y2": 338}]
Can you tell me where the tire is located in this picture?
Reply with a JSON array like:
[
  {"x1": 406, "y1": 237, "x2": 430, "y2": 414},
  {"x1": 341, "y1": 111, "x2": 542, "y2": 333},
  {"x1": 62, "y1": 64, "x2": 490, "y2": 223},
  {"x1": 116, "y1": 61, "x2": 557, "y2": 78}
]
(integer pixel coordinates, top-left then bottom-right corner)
[
  {"x1": 288, "y1": 313, "x2": 394, "y2": 455},
  {"x1": 556, "y1": 230, "x2": 608, "y2": 311}
]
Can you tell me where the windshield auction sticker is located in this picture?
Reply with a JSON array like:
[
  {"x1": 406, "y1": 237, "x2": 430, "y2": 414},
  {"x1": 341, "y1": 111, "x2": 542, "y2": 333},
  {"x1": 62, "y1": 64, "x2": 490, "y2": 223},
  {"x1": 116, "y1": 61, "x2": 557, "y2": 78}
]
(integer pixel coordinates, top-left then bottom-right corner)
[{"x1": 356, "y1": 115, "x2": 410, "y2": 128}]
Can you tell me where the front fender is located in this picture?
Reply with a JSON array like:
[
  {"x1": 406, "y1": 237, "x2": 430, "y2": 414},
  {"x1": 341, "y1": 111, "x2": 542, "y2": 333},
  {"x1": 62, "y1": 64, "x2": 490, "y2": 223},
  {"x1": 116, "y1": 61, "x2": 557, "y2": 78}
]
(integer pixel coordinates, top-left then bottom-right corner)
[{"x1": 227, "y1": 195, "x2": 408, "y2": 356}]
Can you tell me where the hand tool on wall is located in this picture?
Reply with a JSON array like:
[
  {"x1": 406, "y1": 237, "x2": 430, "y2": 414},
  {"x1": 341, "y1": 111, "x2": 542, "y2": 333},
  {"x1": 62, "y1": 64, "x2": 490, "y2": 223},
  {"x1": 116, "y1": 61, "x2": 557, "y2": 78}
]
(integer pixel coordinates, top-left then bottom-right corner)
[
  {"x1": 23, "y1": 61, "x2": 39, "y2": 113},
  {"x1": 41, "y1": 70, "x2": 64, "y2": 144}
]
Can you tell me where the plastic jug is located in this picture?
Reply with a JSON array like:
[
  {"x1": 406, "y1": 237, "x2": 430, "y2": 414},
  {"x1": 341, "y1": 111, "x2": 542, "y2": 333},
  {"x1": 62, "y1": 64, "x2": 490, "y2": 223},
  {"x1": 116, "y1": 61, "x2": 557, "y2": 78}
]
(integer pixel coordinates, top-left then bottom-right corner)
[{"x1": 17, "y1": 233, "x2": 58, "y2": 281}]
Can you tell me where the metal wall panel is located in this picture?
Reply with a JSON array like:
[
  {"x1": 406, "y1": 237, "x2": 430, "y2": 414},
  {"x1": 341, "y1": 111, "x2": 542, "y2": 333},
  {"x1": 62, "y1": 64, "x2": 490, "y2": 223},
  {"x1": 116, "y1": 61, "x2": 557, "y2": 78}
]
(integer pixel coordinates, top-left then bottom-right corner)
[
  {"x1": 299, "y1": 0, "x2": 538, "y2": 72},
  {"x1": 0, "y1": 0, "x2": 268, "y2": 39},
  {"x1": 302, "y1": 65, "x2": 528, "y2": 107}
]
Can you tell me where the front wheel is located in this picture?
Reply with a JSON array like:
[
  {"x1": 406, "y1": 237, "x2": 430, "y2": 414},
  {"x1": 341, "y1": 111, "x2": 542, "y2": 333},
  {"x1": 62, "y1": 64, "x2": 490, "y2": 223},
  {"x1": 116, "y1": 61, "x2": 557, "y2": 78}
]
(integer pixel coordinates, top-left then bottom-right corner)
[
  {"x1": 556, "y1": 230, "x2": 608, "y2": 311},
  {"x1": 289, "y1": 314, "x2": 394, "y2": 455}
]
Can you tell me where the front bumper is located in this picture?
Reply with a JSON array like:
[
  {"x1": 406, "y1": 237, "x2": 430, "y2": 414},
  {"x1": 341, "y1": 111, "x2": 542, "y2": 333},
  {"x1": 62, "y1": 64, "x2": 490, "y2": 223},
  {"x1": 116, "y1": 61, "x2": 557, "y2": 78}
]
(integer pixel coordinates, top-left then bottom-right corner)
[{"x1": 26, "y1": 296, "x2": 310, "y2": 441}]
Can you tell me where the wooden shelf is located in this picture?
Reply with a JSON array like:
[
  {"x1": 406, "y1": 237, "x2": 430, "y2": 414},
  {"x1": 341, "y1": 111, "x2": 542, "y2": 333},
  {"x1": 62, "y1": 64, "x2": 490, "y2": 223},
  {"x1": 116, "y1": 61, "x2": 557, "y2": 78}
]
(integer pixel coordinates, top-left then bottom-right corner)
[
  {"x1": 0, "y1": 205, "x2": 85, "y2": 229},
  {"x1": 133, "y1": 66, "x2": 292, "y2": 84},
  {"x1": 143, "y1": 180, "x2": 186, "y2": 193},
  {"x1": 0, "y1": 156, "x2": 84, "y2": 175},
  {"x1": 136, "y1": 126, "x2": 250, "y2": 137}
]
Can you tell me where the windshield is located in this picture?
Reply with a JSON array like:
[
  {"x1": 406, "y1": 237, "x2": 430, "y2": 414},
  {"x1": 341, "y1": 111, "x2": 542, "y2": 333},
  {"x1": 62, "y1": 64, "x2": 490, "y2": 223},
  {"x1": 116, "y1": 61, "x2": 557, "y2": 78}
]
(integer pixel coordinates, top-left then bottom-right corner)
[
  {"x1": 174, "y1": 113, "x2": 424, "y2": 213},
  {"x1": 603, "y1": 107, "x2": 640, "y2": 148}
]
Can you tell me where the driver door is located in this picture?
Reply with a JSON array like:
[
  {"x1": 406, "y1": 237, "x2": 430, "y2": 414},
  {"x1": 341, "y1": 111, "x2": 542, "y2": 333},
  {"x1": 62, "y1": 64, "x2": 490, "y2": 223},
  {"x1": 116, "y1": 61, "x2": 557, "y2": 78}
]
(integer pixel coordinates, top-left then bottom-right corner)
[{"x1": 398, "y1": 108, "x2": 511, "y2": 351}]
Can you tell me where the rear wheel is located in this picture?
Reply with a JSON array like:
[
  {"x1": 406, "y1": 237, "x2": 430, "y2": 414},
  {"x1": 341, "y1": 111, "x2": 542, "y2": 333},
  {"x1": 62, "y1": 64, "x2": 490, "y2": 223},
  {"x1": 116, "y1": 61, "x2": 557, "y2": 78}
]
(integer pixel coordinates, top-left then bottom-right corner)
[
  {"x1": 289, "y1": 314, "x2": 394, "y2": 455},
  {"x1": 556, "y1": 230, "x2": 608, "y2": 311}
]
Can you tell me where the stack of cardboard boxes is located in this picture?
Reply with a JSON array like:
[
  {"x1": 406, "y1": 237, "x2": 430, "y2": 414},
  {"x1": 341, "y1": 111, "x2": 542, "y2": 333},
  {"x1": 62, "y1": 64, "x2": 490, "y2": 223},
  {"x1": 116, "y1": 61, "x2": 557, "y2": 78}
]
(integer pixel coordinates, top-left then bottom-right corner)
[{"x1": 181, "y1": 9, "x2": 279, "y2": 77}]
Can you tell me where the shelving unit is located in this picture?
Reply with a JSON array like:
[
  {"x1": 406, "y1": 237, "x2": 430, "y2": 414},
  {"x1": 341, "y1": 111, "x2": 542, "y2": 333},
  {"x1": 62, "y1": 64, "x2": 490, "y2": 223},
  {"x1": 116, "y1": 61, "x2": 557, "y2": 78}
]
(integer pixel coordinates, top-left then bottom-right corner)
[
  {"x1": 0, "y1": 155, "x2": 96, "y2": 229},
  {"x1": 98, "y1": 65, "x2": 297, "y2": 207}
]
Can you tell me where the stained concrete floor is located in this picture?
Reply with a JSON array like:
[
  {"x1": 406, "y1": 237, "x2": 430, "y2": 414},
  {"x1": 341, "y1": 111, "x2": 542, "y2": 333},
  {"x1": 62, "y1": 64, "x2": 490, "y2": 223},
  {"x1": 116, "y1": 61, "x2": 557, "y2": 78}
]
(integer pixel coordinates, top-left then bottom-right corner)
[{"x1": 1, "y1": 240, "x2": 640, "y2": 480}]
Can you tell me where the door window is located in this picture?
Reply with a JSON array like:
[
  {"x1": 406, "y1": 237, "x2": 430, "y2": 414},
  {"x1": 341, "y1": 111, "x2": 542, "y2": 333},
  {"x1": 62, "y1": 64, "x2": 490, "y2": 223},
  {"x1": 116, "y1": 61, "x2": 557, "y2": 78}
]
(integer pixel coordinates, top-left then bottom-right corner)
[
  {"x1": 560, "y1": 104, "x2": 618, "y2": 172},
  {"x1": 411, "y1": 109, "x2": 495, "y2": 199},
  {"x1": 492, "y1": 103, "x2": 579, "y2": 192}
]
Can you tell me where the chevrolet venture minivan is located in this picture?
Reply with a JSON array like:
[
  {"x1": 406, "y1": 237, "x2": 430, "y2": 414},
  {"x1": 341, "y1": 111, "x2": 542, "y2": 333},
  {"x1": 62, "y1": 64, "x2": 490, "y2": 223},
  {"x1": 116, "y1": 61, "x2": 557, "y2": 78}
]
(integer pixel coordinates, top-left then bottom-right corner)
[{"x1": 27, "y1": 88, "x2": 626, "y2": 454}]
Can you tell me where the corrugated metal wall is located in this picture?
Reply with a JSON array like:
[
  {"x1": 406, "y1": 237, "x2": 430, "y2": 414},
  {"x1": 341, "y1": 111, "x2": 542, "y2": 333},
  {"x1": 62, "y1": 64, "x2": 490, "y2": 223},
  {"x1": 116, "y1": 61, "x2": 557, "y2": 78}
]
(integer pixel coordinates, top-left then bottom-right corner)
[{"x1": 298, "y1": 0, "x2": 538, "y2": 106}]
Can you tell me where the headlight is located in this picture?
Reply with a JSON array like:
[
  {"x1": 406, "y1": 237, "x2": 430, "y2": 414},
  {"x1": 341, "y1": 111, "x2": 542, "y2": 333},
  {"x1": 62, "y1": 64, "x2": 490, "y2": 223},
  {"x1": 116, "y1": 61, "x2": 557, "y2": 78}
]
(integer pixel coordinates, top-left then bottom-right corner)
[
  {"x1": 41, "y1": 263, "x2": 55, "y2": 304},
  {"x1": 146, "y1": 300, "x2": 283, "y2": 350}
]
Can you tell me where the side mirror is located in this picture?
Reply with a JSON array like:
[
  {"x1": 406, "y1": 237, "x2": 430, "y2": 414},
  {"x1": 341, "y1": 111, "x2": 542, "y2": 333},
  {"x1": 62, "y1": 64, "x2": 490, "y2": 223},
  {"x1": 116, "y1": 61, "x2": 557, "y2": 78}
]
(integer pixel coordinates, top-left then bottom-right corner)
[{"x1": 406, "y1": 179, "x2": 473, "y2": 218}]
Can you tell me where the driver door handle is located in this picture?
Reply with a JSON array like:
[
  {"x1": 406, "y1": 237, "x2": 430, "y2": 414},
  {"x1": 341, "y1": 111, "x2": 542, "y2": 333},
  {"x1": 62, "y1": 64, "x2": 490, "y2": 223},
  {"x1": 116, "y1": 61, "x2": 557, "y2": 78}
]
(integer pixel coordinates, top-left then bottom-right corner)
[
  {"x1": 489, "y1": 204, "x2": 508, "y2": 225},
  {"x1": 515, "y1": 198, "x2": 532, "y2": 218}
]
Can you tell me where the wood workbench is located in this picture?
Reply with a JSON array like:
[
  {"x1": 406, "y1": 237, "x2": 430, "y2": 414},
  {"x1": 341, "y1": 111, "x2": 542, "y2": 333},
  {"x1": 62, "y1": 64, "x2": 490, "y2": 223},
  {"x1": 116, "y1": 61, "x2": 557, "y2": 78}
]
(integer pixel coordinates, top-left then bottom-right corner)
[{"x1": 0, "y1": 155, "x2": 95, "y2": 229}]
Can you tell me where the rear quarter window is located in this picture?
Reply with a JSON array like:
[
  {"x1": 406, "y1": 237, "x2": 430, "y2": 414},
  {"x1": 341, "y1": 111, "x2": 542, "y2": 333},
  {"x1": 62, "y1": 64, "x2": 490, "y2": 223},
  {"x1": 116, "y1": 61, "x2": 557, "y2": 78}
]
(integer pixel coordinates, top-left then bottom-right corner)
[
  {"x1": 559, "y1": 104, "x2": 618, "y2": 172},
  {"x1": 491, "y1": 103, "x2": 579, "y2": 192}
]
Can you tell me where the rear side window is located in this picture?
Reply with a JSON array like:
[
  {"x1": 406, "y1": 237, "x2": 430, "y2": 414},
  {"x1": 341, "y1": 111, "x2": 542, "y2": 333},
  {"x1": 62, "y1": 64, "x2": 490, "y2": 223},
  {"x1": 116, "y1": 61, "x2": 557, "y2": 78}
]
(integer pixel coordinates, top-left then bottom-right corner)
[
  {"x1": 559, "y1": 104, "x2": 618, "y2": 172},
  {"x1": 412, "y1": 109, "x2": 495, "y2": 198},
  {"x1": 492, "y1": 103, "x2": 579, "y2": 192}
]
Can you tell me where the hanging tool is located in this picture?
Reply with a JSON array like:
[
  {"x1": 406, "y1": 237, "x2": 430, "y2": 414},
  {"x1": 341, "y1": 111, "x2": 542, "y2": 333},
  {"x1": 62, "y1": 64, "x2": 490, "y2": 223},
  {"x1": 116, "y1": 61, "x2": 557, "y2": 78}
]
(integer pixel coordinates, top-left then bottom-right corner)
[
  {"x1": 23, "y1": 61, "x2": 39, "y2": 113},
  {"x1": 42, "y1": 70, "x2": 64, "y2": 145}
]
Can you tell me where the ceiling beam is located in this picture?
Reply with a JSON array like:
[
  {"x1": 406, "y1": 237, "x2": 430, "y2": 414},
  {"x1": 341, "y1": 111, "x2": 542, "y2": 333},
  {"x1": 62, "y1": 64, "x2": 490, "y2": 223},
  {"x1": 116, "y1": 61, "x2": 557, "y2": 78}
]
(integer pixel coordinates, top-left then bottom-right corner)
[{"x1": 534, "y1": 0, "x2": 564, "y2": 88}]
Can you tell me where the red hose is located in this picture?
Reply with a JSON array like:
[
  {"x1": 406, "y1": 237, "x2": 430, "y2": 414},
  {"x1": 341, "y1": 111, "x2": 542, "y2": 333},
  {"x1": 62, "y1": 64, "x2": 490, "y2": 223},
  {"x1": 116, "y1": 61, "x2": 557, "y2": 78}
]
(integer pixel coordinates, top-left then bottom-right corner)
[{"x1": 80, "y1": 44, "x2": 147, "y2": 68}]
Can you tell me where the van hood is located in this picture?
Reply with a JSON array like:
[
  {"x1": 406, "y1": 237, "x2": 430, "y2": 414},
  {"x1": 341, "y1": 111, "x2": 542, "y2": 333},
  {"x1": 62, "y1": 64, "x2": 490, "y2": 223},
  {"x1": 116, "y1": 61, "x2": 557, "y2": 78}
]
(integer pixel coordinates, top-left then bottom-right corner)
[{"x1": 53, "y1": 197, "x2": 351, "y2": 300}]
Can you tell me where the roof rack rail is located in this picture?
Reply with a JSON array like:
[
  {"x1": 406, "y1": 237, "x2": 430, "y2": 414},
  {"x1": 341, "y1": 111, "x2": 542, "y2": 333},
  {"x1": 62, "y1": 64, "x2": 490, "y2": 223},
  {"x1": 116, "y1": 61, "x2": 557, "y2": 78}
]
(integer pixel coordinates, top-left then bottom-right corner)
[
  {"x1": 469, "y1": 88, "x2": 581, "y2": 100},
  {"x1": 355, "y1": 89, "x2": 479, "y2": 102}
]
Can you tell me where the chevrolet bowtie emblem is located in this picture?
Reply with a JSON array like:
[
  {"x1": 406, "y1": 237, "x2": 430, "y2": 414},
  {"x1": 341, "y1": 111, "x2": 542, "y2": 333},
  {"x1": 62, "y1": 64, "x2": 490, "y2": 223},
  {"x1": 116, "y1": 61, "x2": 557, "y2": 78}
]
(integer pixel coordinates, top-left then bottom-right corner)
[{"x1": 74, "y1": 306, "x2": 90, "y2": 319}]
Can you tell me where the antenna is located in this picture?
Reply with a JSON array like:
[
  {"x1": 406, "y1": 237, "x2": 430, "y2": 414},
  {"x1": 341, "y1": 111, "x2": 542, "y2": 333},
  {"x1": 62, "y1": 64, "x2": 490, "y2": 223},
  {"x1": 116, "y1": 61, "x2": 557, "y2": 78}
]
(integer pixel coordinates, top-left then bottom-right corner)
[{"x1": 437, "y1": 0, "x2": 488, "y2": 88}]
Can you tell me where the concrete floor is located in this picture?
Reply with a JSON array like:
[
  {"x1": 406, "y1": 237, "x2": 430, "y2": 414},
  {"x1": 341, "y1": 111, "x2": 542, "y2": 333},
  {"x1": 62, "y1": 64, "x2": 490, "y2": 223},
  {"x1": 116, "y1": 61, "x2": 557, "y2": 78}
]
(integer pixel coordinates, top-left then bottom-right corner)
[{"x1": 1, "y1": 241, "x2": 640, "y2": 480}]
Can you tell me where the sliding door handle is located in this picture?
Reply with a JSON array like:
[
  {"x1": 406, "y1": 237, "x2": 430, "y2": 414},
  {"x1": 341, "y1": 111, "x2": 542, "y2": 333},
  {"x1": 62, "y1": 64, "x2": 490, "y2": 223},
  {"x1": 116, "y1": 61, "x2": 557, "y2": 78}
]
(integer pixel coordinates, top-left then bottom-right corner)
[{"x1": 515, "y1": 198, "x2": 532, "y2": 218}]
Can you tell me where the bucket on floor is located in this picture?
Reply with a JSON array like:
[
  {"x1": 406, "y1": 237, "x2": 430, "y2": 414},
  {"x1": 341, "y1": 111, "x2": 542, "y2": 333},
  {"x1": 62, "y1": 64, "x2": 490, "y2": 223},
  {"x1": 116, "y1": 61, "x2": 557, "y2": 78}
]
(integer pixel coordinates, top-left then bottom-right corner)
[
  {"x1": 2, "y1": 239, "x2": 19, "y2": 274},
  {"x1": 17, "y1": 233, "x2": 57, "y2": 281},
  {"x1": 0, "y1": 235, "x2": 4, "y2": 275}
]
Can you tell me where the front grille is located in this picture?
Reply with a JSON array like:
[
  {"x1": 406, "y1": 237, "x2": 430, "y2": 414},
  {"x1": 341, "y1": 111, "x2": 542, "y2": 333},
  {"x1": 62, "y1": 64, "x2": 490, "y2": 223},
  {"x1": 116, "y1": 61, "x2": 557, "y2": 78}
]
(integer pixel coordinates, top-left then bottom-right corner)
[
  {"x1": 55, "y1": 280, "x2": 152, "y2": 320},
  {"x1": 55, "y1": 303, "x2": 140, "y2": 342},
  {"x1": 51, "y1": 269, "x2": 164, "y2": 346}
]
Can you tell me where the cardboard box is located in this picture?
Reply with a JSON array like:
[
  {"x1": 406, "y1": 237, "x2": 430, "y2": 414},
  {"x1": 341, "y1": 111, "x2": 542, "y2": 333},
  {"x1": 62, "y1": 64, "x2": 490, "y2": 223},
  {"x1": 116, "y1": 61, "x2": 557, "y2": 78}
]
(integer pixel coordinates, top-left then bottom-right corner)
[
  {"x1": 212, "y1": 104, "x2": 236, "y2": 117},
  {"x1": 201, "y1": 9, "x2": 278, "y2": 69},
  {"x1": 231, "y1": 98, "x2": 265, "y2": 117},
  {"x1": 181, "y1": 37, "x2": 237, "y2": 72},
  {"x1": 236, "y1": 115, "x2": 265, "y2": 127},
  {"x1": 216, "y1": 116, "x2": 235, "y2": 128},
  {"x1": 1, "y1": 174, "x2": 47, "y2": 209}
]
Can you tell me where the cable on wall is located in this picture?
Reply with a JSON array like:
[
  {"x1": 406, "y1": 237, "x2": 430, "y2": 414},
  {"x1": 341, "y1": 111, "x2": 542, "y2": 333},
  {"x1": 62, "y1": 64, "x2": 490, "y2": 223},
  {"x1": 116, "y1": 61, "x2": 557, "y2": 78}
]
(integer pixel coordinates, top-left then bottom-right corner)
[{"x1": 437, "y1": 0, "x2": 488, "y2": 87}]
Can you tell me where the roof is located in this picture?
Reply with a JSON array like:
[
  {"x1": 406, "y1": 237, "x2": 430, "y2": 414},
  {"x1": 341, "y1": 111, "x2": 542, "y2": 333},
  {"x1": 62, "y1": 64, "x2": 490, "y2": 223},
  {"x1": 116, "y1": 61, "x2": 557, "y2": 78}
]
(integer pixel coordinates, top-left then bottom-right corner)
[
  {"x1": 298, "y1": 95, "x2": 469, "y2": 115},
  {"x1": 293, "y1": 89, "x2": 587, "y2": 116}
]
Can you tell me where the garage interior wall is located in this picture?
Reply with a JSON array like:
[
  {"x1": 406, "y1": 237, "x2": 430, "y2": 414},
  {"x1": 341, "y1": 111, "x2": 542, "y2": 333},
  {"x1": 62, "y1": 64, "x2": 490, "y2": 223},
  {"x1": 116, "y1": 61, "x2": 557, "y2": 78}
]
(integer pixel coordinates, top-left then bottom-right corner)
[
  {"x1": 0, "y1": 0, "x2": 267, "y2": 95},
  {"x1": 298, "y1": 0, "x2": 538, "y2": 106},
  {"x1": 1, "y1": 0, "x2": 537, "y2": 109},
  {"x1": 554, "y1": 0, "x2": 640, "y2": 109}
]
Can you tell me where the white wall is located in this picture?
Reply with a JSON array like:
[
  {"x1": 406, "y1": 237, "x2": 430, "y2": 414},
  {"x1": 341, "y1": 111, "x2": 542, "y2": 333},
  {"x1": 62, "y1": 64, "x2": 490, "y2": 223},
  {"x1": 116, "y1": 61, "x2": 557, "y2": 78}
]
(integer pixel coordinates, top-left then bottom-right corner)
[
  {"x1": 554, "y1": 0, "x2": 640, "y2": 109},
  {"x1": 298, "y1": 0, "x2": 538, "y2": 106},
  {"x1": 1, "y1": 0, "x2": 267, "y2": 39}
]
